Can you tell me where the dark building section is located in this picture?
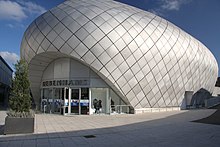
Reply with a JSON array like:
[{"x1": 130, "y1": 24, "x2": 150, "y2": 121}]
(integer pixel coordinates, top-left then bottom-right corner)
[
  {"x1": 0, "y1": 56, "x2": 13, "y2": 108},
  {"x1": 215, "y1": 77, "x2": 220, "y2": 87}
]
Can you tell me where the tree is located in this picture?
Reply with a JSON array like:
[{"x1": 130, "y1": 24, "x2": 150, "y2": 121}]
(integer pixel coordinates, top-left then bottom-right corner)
[{"x1": 9, "y1": 59, "x2": 31, "y2": 113}]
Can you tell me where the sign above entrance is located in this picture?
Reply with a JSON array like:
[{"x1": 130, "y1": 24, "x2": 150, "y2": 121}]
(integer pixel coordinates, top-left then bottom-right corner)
[{"x1": 42, "y1": 79, "x2": 90, "y2": 87}]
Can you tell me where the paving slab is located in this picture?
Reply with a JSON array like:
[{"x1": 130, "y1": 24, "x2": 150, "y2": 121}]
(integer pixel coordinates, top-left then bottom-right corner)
[{"x1": 0, "y1": 109, "x2": 219, "y2": 147}]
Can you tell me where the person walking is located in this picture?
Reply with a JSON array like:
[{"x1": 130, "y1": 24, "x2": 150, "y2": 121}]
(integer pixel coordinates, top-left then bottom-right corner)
[{"x1": 93, "y1": 98, "x2": 98, "y2": 114}]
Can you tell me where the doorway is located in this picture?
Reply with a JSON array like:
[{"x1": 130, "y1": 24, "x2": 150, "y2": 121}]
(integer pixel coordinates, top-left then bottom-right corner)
[{"x1": 63, "y1": 88, "x2": 89, "y2": 115}]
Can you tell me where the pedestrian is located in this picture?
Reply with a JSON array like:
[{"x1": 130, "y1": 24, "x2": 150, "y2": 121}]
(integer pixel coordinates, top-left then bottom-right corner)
[
  {"x1": 98, "y1": 100, "x2": 102, "y2": 113},
  {"x1": 93, "y1": 98, "x2": 98, "y2": 114}
]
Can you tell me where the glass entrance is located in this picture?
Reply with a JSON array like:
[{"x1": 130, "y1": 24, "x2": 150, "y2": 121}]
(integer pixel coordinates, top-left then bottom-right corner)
[
  {"x1": 80, "y1": 88, "x2": 89, "y2": 115},
  {"x1": 41, "y1": 88, "x2": 63, "y2": 114},
  {"x1": 71, "y1": 89, "x2": 80, "y2": 114},
  {"x1": 41, "y1": 87, "x2": 90, "y2": 115},
  {"x1": 64, "y1": 88, "x2": 89, "y2": 115}
]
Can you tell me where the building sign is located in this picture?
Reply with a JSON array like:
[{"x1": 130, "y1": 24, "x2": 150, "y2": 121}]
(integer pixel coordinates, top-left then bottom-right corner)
[{"x1": 42, "y1": 79, "x2": 89, "y2": 87}]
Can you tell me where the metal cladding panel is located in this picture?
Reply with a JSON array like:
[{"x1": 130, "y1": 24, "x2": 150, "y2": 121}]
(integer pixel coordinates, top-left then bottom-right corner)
[{"x1": 21, "y1": 0, "x2": 218, "y2": 109}]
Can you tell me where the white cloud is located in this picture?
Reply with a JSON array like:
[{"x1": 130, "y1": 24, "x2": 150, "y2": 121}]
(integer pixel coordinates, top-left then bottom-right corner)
[
  {"x1": 17, "y1": 0, "x2": 46, "y2": 16},
  {"x1": 0, "y1": 0, "x2": 46, "y2": 22},
  {"x1": 6, "y1": 23, "x2": 25, "y2": 28},
  {"x1": 0, "y1": 0, "x2": 27, "y2": 21},
  {"x1": 160, "y1": 0, "x2": 186, "y2": 11},
  {"x1": 150, "y1": 0, "x2": 191, "y2": 16},
  {"x1": 0, "y1": 51, "x2": 19, "y2": 68}
]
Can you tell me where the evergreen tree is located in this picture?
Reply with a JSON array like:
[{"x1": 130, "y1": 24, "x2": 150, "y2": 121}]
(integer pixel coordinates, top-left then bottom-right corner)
[{"x1": 9, "y1": 59, "x2": 31, "y2": 113}]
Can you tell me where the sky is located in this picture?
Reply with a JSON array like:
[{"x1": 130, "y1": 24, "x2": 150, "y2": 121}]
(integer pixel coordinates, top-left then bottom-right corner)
[{"x1": 0, "y1": 0, "x2": 220, "y2": 75}]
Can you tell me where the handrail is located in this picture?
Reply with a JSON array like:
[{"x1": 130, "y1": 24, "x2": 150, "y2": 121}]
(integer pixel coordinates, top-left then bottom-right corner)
[{"x1": 110, "y1": 105, "x2": 131, "y2": 114}]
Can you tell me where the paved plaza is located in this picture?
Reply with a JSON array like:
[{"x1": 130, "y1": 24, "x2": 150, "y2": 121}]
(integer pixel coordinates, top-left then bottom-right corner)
[{"x1": 0, "y1": 109, "x2": 220, "y2": 147}]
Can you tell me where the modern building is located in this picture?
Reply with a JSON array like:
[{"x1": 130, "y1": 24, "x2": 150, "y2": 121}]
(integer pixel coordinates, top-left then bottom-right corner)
[
  {"x1": 20, "y1": 0, "x2": 218, "y2": 115},
  {"x1": 0, "y1": 56, "x2": 13, "y2": 108}
]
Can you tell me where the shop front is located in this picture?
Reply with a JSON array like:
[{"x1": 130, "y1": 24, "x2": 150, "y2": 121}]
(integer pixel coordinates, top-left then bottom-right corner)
[{"x1": 39, "y1": 57, "x2": 128, "y2": 115}]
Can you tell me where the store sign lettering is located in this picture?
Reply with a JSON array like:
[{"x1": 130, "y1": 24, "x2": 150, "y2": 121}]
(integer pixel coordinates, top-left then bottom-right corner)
[{"x1": 42, "y1": 80, "x2": 89, "y2": 87}]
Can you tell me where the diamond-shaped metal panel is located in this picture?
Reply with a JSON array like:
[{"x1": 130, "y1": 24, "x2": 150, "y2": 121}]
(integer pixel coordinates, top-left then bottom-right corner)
[{"x1": 21, "y1": 0, "x2": 218, "y2": 110}]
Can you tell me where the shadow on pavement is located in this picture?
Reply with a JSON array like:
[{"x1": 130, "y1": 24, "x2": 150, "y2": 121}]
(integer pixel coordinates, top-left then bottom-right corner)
[
  {"x1": 192, "y1": 104, "x2": 220, "y2": 125},
  {"x1": 0, "y1": 110, "x2": 219, "y2": 147},
  {"x1": 0, "y1": 125, "x2": 4, "y2": 135}
]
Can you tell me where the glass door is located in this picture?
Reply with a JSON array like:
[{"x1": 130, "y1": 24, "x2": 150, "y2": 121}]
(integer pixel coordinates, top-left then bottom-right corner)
[
  {"x1": 63, "y1": 87, "x2": 69, "y2": 115},
  {"x1": 46, "y1": 88, "x2": 89, "y2": 115},
  {"x1": 53, "y1": 88, "x2": 62, "y2": 114},
  {"x1": 71, "y1": 89, "x2": 80, "y2": 114},
  {"x1": 80, "y1": 88, "x2": 89, "y2": 115}
]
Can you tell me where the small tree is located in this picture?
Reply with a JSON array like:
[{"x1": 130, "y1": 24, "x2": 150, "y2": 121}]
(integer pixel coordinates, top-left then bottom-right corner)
[{"x1": 9, "y1": 59, "x2": 31, "y2": 113}]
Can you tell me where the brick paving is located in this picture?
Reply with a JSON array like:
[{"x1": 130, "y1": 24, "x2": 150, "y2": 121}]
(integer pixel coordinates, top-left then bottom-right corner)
[{"x1": 0, "y1": 109, "x2": 220, "y2": 147}]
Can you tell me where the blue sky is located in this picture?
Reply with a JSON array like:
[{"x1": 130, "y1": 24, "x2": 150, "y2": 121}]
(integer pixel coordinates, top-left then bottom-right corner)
[{"x1": 0, "y1": 0, "x2": 220, "y2": 76}]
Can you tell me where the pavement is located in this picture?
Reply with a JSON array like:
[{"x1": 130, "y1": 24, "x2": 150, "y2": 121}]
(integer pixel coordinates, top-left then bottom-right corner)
[
  {"x1": 0, "y1": 109, "x2": 220, "y2": 147},
  {"x1": 193, "y1": 104, "x2": 220, "y2": 125}
]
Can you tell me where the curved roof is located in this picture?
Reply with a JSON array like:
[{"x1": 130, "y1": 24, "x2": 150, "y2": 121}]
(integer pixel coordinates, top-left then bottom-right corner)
[{"x1": 21, "y1": 0, "x2": 218, "y2": 109}]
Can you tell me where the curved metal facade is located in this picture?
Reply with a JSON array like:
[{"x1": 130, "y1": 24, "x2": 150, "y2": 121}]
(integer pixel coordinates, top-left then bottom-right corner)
[{"x1": 21, "y1": 0, "x2": 218, "y2": 110}]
